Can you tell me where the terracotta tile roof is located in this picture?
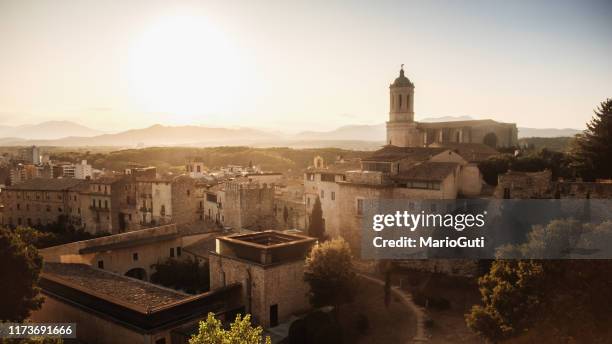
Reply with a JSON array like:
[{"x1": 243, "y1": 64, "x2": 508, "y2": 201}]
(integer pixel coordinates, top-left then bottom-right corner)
[
  {"x1": 363, "y1": 146, "x2": 448, "y2": 162},
  {"x1": 429, "y1": 142, "x2": 499, "y2": 162},
  {"x1": 42, "y1": 263, "x2": 188, "y2": 311},
  {"x1": 392, "y1": 162, "x2": 460, "y2": 182},
  {"x1": 6, "y1": 178, "x2": 86, "y2": 191}
]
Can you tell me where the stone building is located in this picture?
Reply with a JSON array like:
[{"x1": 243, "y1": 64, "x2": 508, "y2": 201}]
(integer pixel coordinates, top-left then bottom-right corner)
[
  {"x1": 1, "y1": 174, "x2": 208, "y2": 235},
  {"x1": 31, "y1": 225, "x2": 243, "y2": 344},
  {"x1": 222, "y1": 179, "x2": 275, "y2": 230},
  {"x1": 209, "y1": 231, "x2": 316, "y2": 327},
  {"x1": 386, "y1": 67, "x2": 518, "y2": 148},
  {"x1": 273, "y1": 181, "x2": 307, "y2": 231},
  {"x1": 495, "y1": 169, "x2": 612, "y2": 199},
  {"x1": 494, "y1": 170, "x2": 554, "y2": 199},
  {"x1": 303, "y1": 147, "x2": 484, "y2": 250},
  {"x1": 304, "y1": 159, "x2": 361, "y2": 238},
  {"x1": 0, "y1": 178, "x2": 86, "y2": 228}
]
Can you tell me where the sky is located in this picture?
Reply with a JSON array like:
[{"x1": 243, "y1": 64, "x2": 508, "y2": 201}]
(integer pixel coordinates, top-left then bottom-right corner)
[{"x1": 0, "y1": 0, "x2": 610, "y2": 133}]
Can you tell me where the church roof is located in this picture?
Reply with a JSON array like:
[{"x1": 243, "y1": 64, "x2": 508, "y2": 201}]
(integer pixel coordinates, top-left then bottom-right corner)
[
  {"x1": 362, "y1": 146, "x2": 448, "y2": 162},
  {"x1": 390, "y1": 68, "x2": 414, "y2": 88}
]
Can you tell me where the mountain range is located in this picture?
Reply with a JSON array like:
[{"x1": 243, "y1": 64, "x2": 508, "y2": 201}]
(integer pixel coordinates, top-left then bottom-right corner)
[
  {"x1": 0, "y1": 121, "x2": 103, "y2": 140},
  {"x1": 0, "y1": 117, "x2": 582, "y2": 149}
]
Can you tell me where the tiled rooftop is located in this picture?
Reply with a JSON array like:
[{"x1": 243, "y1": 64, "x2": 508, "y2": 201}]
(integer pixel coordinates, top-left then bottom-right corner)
[
  {"x1": 42, "y1": 263, "x2": 188, "y2": 311},
  {"x1": 6, "y1": 178, "x2": 86, "y2": 191}
]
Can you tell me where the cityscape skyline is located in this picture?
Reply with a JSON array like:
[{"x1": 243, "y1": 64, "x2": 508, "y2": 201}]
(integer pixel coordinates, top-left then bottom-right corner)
[{"x1": 1, "y1": 0, "x2": 610, "y2": 132}]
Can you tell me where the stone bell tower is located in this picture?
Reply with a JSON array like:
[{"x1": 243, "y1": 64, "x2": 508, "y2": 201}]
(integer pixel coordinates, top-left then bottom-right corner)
[{"x1": 386, "y1": 65, "x2": 422, "y2": 147}]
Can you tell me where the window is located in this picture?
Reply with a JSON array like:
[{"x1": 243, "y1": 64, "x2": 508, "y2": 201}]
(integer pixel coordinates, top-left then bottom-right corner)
[
  {"x1": 133, "y1": 253, "x2": 139, "y2": 261},
  {"x1": 320, "y1": 190, "x2": 324, "y2": 199},
  {"x1": 104, "y1": 200, "x2": 108, "y2": 209},
  {"x1": 187, "y1": 189, "x2": 190, "y2": 196},
  {"x1": 320, "y1": 173, "x2": 335, "y2": 182},
  {"x1": 398, "y1": 94, "x2": 402, "y2": 108},
  {"x1": 98, "y1": 260, "x2": 104, "y2": 269},
  {"x1": 356, "y1": 199, "x2": 364, "y2": 215},
  {"x1": 177, "y1": 247, "x2": 182, "y2": 257},
  {"x1": 170, "y1": 247, "x2": 175, "y2": 258},
  {"x1": 16, "y1": 203, "x2": 20, "y2": 210},
  {"x1": 331, "y1": 191, "x2": 335, "y2": 201}
]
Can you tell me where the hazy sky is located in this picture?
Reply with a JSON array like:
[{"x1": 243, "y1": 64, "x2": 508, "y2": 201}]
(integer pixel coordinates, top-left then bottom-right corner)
[{"x1": 0, "y1": 0, "x2": 610, "y2": 133}]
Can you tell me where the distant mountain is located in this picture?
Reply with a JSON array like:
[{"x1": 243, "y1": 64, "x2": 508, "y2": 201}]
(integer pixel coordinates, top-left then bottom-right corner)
[
  {"x1": 0, "y1": 124, "x2": 280, "y2": 147},
  {"x1": 0, "y1": 119, "x2": 583, "y2": 148},
  {"x1": 296, "y1": 124, "x2": 386, "y2": 141},
  {"x1": 517, "y1": 127, "x2": 582, "y2": 138},
  {"x1": 0, "y1": 121, "x2": 103, "y2": 140}
]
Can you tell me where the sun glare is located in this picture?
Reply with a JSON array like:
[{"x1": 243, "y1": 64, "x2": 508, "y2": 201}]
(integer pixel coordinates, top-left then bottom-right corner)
[{"x1": 126, "y1": 13, "x2": 243, "y2": 122}]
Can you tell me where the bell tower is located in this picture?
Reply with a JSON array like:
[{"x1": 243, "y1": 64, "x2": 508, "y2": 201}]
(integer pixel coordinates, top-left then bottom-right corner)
[
  {"x1": 389, "y1": 65, "x2": 415, "y2": 122},
  {"x1": 386, "y1": 65, "x2": 422, "y2": 147}
]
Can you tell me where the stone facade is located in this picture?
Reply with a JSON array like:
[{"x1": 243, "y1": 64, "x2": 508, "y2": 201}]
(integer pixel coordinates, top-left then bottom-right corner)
[
  {"x1": 39, "y1": 224, "x2": 184, "y2": 281},
  {"x1": 223, "y1": 180, "x2": 275, "y2": 230},
  {"x1": 1, "y1": 174, "x2": 209, "y2": 235},
  {"x1": 209, "y1": 231, "x2": 316, "y2": 327},
  {"x1": 495, "y1": 169, "x2": 612, "y2": 199},
  {"x1": 494, "y1": 170, "x2": 553, "y2": 199}
]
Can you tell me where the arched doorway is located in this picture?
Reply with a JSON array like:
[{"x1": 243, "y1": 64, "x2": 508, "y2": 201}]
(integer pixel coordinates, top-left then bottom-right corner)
[
  {"x1": 483, "y1": 132, "x2": 498, "y2": 148},
  {"x1": 125, "y1": 268, "x2": 147, "y2": 281}
]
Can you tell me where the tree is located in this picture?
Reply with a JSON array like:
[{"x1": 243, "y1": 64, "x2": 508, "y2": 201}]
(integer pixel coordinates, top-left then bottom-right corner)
[
  {"x1": 465, "y1": 260, "x2": 546, "y2": 341},
  {"x1": 304, "y1": 238, "x2": 356, "y2": 315},
  {"x1": 0, "y1": 227, "x2": 44, "y2": 321},
  {"x1": 572, "y1": 98, "x2": 612, "y2": 180},
  {"x1": 472, "y1": 220, "x2": 612, "y2": 342},
  {"x1": 189, "y1": 313, "x2": 271, "y2": 344},
  {"x1": 150, "y1": 257, "x2": 210, "y2": 294},
  {"x1": 308, "y1": 197, "x2": 325, "y2": 241}
]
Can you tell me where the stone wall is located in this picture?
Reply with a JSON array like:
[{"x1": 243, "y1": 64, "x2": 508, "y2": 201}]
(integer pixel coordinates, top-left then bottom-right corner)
[
  {"x1": 223, "y1": 181, "x2": 274, "y2": 230},
  {"x1": 494, "y1": 169, "x2": 553, "y2": 199},
  {"x1": 209, "y1": 253, "x2": 310, "y2": 328}
]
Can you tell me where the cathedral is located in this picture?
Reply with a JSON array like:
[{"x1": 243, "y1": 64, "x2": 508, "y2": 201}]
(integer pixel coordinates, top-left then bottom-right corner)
[{"x1": 386, "y1": 67, "x2": 518, "y2": 148}]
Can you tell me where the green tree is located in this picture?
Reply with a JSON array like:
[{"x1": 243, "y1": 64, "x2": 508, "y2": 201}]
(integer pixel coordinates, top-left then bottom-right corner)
[
  {"x1": 189, "y1": 313, "x2": 271, "y2": 344},
  {"x1": 308, "y1": 197, "x2": 325, "y2": 240},
  {"x1": 0, "y1": 227, "x2": 44, "y2": 321},
  {"x1": 476, "y1": 219, "x2": 612, "y2": 342},
  {"x1": 465, "y1": 260, "x2": 545, "y2": 341},
  {"x1": 572, "y1": 98, "x2": 612, "y2": 180},
  {"x1": 304, "y1": 238, "x2": 356, "y2": 315}
]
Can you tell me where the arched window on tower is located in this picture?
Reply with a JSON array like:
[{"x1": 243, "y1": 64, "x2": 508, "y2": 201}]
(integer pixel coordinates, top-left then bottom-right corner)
[
  {"x1": 398, "y1": 94, "x2": 402, "y2": 109},
  {"x1": 407, "y1": 94, "x2": 410, "y2": 110}
]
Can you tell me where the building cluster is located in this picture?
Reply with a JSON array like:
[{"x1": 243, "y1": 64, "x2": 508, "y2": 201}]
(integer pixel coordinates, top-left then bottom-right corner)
[
  {"x1": 12, "y1": 67, "x2": 610, "y2": 343},
  {"x1": 0, "y1": 145, "x2": 95, "y2": 186},
  {"x1": 0, "y1": 159, "x2": 304, "y2": 236},
  {"x1": 31, "y1": 225, "x2": 315, "y2": 344}
]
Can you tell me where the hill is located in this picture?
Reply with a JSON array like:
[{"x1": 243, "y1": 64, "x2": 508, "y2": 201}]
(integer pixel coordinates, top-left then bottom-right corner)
[{"x1": 0, "y1": 121, "x2": 103, "y2": 140}]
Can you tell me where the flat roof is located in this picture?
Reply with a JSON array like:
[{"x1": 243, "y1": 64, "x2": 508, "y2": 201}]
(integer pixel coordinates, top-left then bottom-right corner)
[{"x1": 219, "y1": 230, "x2": 316, "y2": 250}]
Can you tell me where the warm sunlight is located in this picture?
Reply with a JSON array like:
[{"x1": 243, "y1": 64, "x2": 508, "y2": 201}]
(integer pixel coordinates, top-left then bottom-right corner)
[{"x1": 125, "y1": 13, "x2": 242, "y2": 121}]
